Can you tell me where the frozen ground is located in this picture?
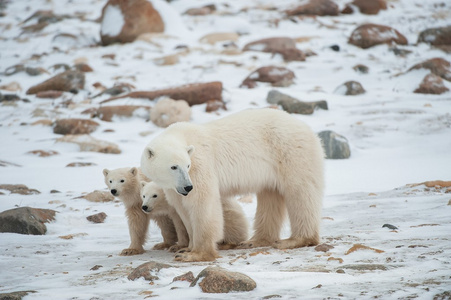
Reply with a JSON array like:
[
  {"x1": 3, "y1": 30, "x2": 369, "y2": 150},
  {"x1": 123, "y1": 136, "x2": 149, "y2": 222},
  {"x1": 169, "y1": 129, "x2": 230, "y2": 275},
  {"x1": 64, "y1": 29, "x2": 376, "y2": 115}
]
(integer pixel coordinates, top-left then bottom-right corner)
[{"x1": 0, "y1": 0, "x2": 450, "y2": 299}]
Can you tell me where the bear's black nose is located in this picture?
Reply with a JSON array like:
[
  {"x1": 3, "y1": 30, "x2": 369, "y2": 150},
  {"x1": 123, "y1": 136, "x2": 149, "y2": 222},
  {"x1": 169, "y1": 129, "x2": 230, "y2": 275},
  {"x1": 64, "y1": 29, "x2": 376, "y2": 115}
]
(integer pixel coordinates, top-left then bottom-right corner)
[
  {"x1": 142, "y1": 205, "x2": 148, "y2": 212},
  {"x1": 111, "y1": 189, "x2": 117, "y2": 195},
  {"x1": 184, "y1": 185, "x2": 193, "y2": 193}
]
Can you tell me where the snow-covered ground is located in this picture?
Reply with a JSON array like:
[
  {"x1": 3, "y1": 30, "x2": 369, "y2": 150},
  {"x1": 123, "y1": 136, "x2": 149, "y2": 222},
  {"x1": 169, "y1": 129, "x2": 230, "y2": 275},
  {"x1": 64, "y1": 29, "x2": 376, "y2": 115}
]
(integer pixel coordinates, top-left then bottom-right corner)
[{"x1": 0, "y1": 0, "x2": 450, "y2": 299}]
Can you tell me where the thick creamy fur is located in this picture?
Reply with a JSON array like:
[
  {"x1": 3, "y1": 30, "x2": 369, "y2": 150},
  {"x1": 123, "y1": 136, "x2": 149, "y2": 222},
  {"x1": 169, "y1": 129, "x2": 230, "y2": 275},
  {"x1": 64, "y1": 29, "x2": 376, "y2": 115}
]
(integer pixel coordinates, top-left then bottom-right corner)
[
  {"x1": 103, "y1": 167, "x2": 178, "y2": 255},
  {"x1": 141, "y1": 108, "x2": 324, "y2": 262}
]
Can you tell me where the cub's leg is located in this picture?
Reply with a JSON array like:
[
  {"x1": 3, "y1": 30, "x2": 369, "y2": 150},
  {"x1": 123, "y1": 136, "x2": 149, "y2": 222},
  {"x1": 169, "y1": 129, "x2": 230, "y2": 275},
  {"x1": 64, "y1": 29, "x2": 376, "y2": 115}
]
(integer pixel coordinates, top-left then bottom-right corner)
[{"x1": 121, "y1": 206, "x2": 150, "y2": 255}]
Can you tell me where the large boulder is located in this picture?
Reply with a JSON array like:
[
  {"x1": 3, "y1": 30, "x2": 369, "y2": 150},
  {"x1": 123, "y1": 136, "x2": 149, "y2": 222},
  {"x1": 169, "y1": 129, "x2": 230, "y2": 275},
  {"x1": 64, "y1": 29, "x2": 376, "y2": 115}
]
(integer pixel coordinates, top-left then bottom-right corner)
[
  {"x1": 349, "y1": 24, "x2": 407, "y2": 49},
  {"x1": 318, "y1": 131, "x2": 351, "y2": 159},
  {"x1": 190, "y1": 266, "x2": 256, "y2": 293},
  {"x1": 407, "y1": 58, "x2": 451, "y2": 82},
  {"x1": 100, "y1": 0, "x2": 164, "y2": 46},
  {"x1": 26, "y1": 70, "x2": 85, "y2": 95},
  {"x1": 418, "y1": 26, "x2": 451, "y2": 46},
  {"x1": 285, "y1": 0, "x2": 339, "y2": 16},
  {"x1": 414, "y1": 73, "x2": 449, "y2": 95},
  {"x1": 0, "y1": 207, "x2": 56, "y2": 235},
  {"x1": 342, "y1": 0, "x2": 387, "y2": 15}
]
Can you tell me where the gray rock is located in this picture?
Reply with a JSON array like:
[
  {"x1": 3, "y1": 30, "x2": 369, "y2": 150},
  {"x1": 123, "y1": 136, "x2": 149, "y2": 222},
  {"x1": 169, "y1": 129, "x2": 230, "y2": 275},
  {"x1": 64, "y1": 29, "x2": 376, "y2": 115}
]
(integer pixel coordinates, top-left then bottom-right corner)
[
  {"x1": 318, "y1": 131, "x2": 351, "y2": 159},
  {"x1": 266, "y1": 90, "x2": 328, "y2": 115},
  {"x1": 128, "y1": 261, "x2": 172, "y2": 281},
  {"x1": 0, "y1": 290, "x2": 37, "y2": 300},
  {"x1": 190, "y1": 266, "x2": 256, "y2": 293},
  {"x1": 86, "y1": 212, "x2": 107, "y2": 223},
  {"x1": 0, "y1": 207, "x2": 56, "y2": 235},
  {"x1": 0, "y1": 184, "x2": 40, "y2": 195},
  {"x1": 418, "y1": 26, "x2": 451, "y2": 46},
  {"x1": 53, "y1": 118, "x2": 100, "y2": 135},
  {"x1": 335, "y1": 81, "x2": 366, "y2": 96},
  {"x1": 341, "y1": 264, "x2": 388, "y2": 271}
]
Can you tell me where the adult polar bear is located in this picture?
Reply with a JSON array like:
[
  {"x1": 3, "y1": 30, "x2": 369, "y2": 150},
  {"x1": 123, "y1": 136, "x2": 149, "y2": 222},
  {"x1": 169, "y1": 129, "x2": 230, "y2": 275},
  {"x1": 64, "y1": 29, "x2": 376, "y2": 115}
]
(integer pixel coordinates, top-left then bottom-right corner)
[{"x1": 140, "y1": 108, "x2": 324, "y2": 262}]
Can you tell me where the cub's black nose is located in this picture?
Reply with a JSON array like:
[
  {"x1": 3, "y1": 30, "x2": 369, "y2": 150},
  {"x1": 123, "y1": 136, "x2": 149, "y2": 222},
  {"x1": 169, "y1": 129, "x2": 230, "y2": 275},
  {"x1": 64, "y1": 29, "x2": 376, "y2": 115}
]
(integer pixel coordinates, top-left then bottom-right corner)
[
  {"x1": 184, "y1": 185, "x2": 193, "y2": 193},
  {"x1": 111, "y1": 189, "x2": 117, "y2": 195},
  {"x1": 142, "y1": 205, "x2": 148, "y2": 211}
]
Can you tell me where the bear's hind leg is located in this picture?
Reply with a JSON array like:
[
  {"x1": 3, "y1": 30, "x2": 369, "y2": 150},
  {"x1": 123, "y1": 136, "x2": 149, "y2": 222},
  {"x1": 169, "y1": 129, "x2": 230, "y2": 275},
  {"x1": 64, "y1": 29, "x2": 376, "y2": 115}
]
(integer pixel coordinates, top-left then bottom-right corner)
[
  {"x1": 238, "y1": 189, "x2": 285, "y2": 249},
  {"x1": 152, "y1": 215, "x2": 177, "y2": 250}
]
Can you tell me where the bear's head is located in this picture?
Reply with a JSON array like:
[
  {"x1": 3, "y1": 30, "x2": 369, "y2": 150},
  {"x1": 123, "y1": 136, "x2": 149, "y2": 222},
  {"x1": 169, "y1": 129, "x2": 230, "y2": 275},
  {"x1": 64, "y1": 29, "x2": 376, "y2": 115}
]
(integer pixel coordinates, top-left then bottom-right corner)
[
  {"x1": 140, "y1": 143, "x2": 194, "y2": 196},
  {"x1": 103, "y1": 167, "x2": 138, "y2": 197},
  {"x1": 140, "y1": 181, "x2": 166, "y2": 214}
]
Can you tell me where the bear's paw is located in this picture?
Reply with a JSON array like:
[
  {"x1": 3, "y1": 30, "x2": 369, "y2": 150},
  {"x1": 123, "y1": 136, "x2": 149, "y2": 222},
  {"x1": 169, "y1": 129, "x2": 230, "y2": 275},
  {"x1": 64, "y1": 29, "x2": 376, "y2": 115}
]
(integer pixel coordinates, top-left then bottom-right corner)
[{"x1": 120, "y1": 248, "x2": 145, "y2": 256}]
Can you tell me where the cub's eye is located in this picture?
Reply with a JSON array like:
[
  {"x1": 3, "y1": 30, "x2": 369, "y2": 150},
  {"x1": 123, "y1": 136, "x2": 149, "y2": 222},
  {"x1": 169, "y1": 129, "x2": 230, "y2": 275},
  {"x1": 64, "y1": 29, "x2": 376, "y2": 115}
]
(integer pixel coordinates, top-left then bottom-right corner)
[
  {"x1": 152, "y1": 194, "x2": 157, "y2": 198},
  {"x1": 120, "y1": 179, "x2": 125, "y2": 183},
  {"x1": 109, "y1": 180, "x2": 112, "y2": 183},
  {"x1": 171, "y1": 166, "x2": 177, "y2": 170},
  {"x1": 143, "y1": 195, "x2": 145, "y2": 198},
  {"x1": 187, "y1": 164, "x2": 190, "y2": 168}
]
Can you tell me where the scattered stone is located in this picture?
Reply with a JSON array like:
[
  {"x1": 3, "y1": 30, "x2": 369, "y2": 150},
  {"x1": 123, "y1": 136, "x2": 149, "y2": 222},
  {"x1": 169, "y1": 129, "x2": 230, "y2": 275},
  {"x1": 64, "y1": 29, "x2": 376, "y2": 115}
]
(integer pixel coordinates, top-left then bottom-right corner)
[
  {"x1": 153, "y1": 53, "x2": 180, "y2": 66},
  {"x1": 243, "y1": 37, "x2": 305, "y2": 62},
  {"x1": 56, "y1": 134, "x2": 121, "y2": 154},
  {"x1": 59, "y1": 233, "x2": 88, "y2": 240},
  {"x1": 0, "y1": 93, "x2": 21, "y2": 102},
  {"x1": 241, "y1": 66, "x2": 295, "y2": 88},
  {"x1": 285, "y1": 0, "x2": 339, "y2": 16},
  {"x1": 66, "y1": 162, "x2": 97, "y2": 167},
  {"x1": 408, "y1": 58, "x2": 451, "y2": 82},
  {"x1": 0, "y1": 207, "x2": 56, "y2": 235},
  {"x1": 128, "y1": 261, "x2": 172, "y2": 281},
  {"x1": 0, "y1": 160, "x2": 21, "y2": 167},
  {"x1": 150, "y1": 98, "x2": 191, "y2": 128},
  {"x1": 414, "y1": 73, "x2": 449, "y2": 95},
  {"x1": 86, "y1": 212, "x2": 107, "y2": 223},
  {"x1": 418, "y1": 26, "x2": 451, "y2": 46},
  {"x1": 77, "y1": 190, "x2": 115, "y2": 202},
  {"x1": 335, "y1": 81, "x2": 366, "y2": 96},
  {"x1": 90, "y1": 265, "x2": 103, "y2": 271},
  {"x1": 348, "y1": 23, "x2": 407, "y2": 49},
  {"x1": 382, "y1": 224, "x2": 398, "y2": 230},
  {"x1": 341, "y1": 264, "x2": 388, "y2": 271},
  {"x1": 92, "y1": 84, "x2": 133, "y2": 98},
  {"x1": 74, "y1": 63, "x2": 93, "y2": 73},
  {"x1": 433, "y1": 291, "x2": 451, "y2": 300},
  {"x1": 31, "y1": 119, "x2": 53, "y2": 126},
  {"x1": 35, "y1": 90, "x2": 64, "y2": 99},
  {"x1": 27, "y1": 150, "x2": 59, "y2": 157},
  {"x1": 353, "y1": 64, "x2": 369, "y2": 74},
  {"x1": 205, "y1": 99, "x2": 226, "y2": 113},
  {"x1": 172, "y1": 271, "x2": 195, "y2": 283},
  {"x1": 336, "y1": 269, "x2": 345, "y2": 274},
  {"x1": 53, "y1": 119, "x2": 100, "y2": 135},
  {"x1": 315, "y1": 243, "x2": 335, "y2": 252},
  {"x1": 318, "y1": 131, "x2": 351, "y2": 159},
  {"x1": 342, "y1": 0, "x2": 387, "y2": 15},
  {"x1": 184, "y1": 4, "x2": 216, "y2": 16},
  {"x1": 0, "y1": 184, "x2": 40, "y2": 195},
  {"x1": 330, "y1": 45, "x2": 340, "y2": 52},
  {"x1": 328, "y1": 257, "x2": 344, "y2": 263},
  {"x1": 200, "y1": 32, "x2": 239, "y2": 45},
  {"x1": 0, "y1": 291, "x2": 37, "y2": 300},
  {"x1": 345, "y1": 244, "x2": 384, "y2": 255},
  {"x1": 190, "y1": 266, "x2": 256, "y2": 293},
  {"x1": 100, "y1": 0, "x2": 164, "y2": 46},
  {"x1": 0, "y1": 81, "x2": 22, "y2": 92},
  {"x1": 389, "y1": 47, "x2": 412, "y2": 57},
  {"x1": 26, "y1": 70, "x2": 85, "y2": 95},
  {"x1": 266, "y1": 90, "x2": 328, "y2": 115},
  {"x1": 101, "y1": 82, "x2": 223, "y2": 106},
  {"x1": 82, "y1": 105, "x2": 150, "y2": 122},
  {"x1": 262, "y1": 295, "x2": 282, "y2": 299}
]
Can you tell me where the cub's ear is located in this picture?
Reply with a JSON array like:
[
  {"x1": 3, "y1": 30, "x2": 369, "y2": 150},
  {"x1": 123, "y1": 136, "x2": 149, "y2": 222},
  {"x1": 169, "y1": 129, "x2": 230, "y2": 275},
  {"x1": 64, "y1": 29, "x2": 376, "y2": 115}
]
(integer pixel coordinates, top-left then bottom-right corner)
[
  {"x1": 187, "y1": 145, "x2": 195, "y2": 156},
  {"x1": 130, "y1": 167, "x2": 138, "y2": 176},
  {"x1": 103, "y1": 169, "x2": 109, "y2": 177},
  {"x1": 140, "y1": 181, "x2": 147, "y2": 188}
]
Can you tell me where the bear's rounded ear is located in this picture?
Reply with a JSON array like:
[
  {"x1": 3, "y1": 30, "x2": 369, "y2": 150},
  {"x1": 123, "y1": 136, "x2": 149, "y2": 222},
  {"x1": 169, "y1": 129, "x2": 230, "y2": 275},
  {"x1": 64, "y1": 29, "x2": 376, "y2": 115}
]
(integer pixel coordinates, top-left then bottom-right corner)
[
  {"x1": 130, "y1": 167, "x2": 137, "y2": 176},
  {"x1": 187, "y1": 145, "x2": 195, "y2": 156},
  {"x1": 140, "y1": 181, "x2": 147, "y2": 188},
  {"x1": 103, "y1": 169, "x2": 109, "y2": 177}
]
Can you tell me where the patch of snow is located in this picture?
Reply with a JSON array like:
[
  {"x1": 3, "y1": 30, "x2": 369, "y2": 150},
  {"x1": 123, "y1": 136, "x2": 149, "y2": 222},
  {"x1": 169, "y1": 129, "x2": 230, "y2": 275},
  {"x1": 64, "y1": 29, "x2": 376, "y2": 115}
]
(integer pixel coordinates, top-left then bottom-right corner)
[{"x1": 100, "y1": 5, "x2": 124, "y2": 37}]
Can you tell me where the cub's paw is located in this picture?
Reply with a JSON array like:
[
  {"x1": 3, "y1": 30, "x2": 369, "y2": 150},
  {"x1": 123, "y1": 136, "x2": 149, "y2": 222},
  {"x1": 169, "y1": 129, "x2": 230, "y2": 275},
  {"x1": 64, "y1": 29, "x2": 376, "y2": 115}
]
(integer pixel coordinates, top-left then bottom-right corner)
[
  {"x1": 174, "y1": 251, "x2": 217, "y2": 262},
  {"x1": 120, "y1": 248, "x2": 144, "y2": 256},
  {"x1": 152, "y1": 242, "x2": 171, "y2": 250},
  {"x1": 168, "y1": 245, "x2": 189, "y2": 253},
  {"x1": 237, "y1": 239, "x2": 272, "y2": 249}
]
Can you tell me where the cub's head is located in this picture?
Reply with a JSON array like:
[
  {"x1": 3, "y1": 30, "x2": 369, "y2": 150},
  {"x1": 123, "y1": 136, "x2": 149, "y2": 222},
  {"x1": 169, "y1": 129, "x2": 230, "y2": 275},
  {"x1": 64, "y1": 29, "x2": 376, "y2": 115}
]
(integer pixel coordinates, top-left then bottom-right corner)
[
  {"x1": 140, "y1": 143, "x2": 194, "y2": 196},
  {"x1": 140, "y1": 181, "x2": 166, "y2": 214},
  {"x1": 103, "y1": 167, "x2": 138, "y2": 197}
]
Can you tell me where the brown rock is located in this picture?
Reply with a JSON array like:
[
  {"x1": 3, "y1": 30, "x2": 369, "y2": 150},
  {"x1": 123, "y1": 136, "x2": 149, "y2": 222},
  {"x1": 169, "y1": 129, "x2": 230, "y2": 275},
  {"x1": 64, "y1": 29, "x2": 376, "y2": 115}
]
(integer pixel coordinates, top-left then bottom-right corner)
[
  {"x1": 128, "y1": 261, "x2": 172, "y2": 281},
  {"x1": 35, "y1": 90, "x2": 64, "y2": 99},
  {"x1": 100, "y1": 81, "x2": 223, "y2": 106},
  {"x1": 418, "y1": 26, "x2": 451, "y2": 46},
  {"x1": 77, "y1": 190, "x2": 115, "y2": 203},
  {"x1": 56, "y1": 134, "x2": 121, "y2": 154},
  {"x1": 335, "y1": 81, "x2": 366, "y2": 95},
  {"x1": 243, "y1": 37, "x2": 305, "y2": 62},
  {"x1": 266, "y1": 90, "x2": 328, "y2": 115},
  {"x1": 184, "y1": 4, "x2": 216, "y2": 16},
  {"x1": 241, "y1": 66, "x2": 295, "y2": 89},
  {"x1": 82, "y1": 105, "x2": 150, "y2": 121},
  {"x1": 27, "y1": 150, "x2": 59, "y2": 157},
  {"x1": 190, "y1": 266, "x2": 256, "y2": 293},
  {"x1": 315, "y1": 243, "x2": 335, "y2": 252},
  {"x1": 349, "y1": 23, "x2": 407, "y2": 49},
  {"x1": 206, "y1": 99, "x2": 227, "y2": 112},
  {"x1": 342, "y1": 0, "x2": 387, "y2": 15},
  {"x1": 26, "y1": 70, "x2": 85, "y2": 95},
  {"x1": 66, "y1": 162, "x2": 97, "y2": 167},
  {"x1": 0, "y1": 184, "x2": 40, "y2": 195},
  {"x1": 172, "y1": 271, "x2": 195, "y2": 283},
  {"x1": 0, "y1": 207, "x2": 56, "y2": 235},
  {"x1": 285, "y1": 0, "x2": 339, "y2": 16},
  {"x1": 0, "y1": 291, "x2": 37, "y2": 299},
  {"x1": 86, "y1": 212, "x2": 107, "y2": 223},
  {"x1": 74, "y1": 63, "x2": 94, "y2": 72},
  {"x1": 414, "y1": 73, "x2": 449, "y2": 95},
  {"x1": 100, "y1": 0, "x2": 164, "y2": 46},
  {"x1": 53, "y1": 118, "x2": 100, "y2": 135},
  {"x1": 200, "y1": 32, "x2": 239, "y2": 45},
  {"x1": 408, "y1": 58, "x2": 451, "y2": 82}
]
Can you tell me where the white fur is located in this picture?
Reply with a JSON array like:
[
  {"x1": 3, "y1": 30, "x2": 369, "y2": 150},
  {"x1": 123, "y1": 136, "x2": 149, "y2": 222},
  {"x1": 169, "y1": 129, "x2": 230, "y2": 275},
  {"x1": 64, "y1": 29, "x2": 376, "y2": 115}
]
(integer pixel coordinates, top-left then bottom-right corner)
[{"x1": 140, "y1": 108, "x2": 324, "y2": 262}]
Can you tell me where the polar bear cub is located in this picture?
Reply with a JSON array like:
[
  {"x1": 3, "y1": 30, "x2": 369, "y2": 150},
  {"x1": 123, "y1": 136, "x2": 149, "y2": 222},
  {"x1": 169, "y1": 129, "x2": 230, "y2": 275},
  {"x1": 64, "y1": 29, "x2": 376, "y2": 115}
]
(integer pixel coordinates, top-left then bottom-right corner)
[
  {"x1": 140, "y1": 181, "x2": 249, "y2": 253},
  {"x1": 103, "y1": 167, "x2": 178, "y2": 255}
]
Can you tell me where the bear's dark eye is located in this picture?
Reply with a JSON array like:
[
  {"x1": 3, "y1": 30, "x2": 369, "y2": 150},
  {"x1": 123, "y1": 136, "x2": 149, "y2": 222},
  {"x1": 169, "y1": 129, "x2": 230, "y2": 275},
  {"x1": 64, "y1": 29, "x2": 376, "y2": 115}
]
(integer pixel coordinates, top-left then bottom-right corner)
[
  {"x1": 187, "y1": 164, "x2": 190, "y2": 168},
  {"x1": 109, "y1": 180, "x2": 112, "y2": 183},
  {"x1": 143, "y1": 195, "x2": 145, "y2": 198},
  {"x1": 152, "y1": 194, "x2": 157, "y2": 198},
  {"x1": 171, "y1": 166, "x2": 177, "y2": 170}
]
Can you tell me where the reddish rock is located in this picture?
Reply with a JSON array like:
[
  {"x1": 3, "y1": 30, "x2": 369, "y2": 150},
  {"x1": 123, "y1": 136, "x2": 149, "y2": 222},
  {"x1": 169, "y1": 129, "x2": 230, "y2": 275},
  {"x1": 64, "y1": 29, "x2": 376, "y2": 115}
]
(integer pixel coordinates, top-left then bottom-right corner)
[
  {"x1": 172, "y1": 271, "x2": 195, "y2": 283},
  {"x1": 35, "y1": 90, "x2": 64, "y2": 99},
  {"x1": 100, "y1": 0, "x2": 164, "y2": 46},
  {"x1": 414, "y1": 73, "x2": 449, "y2": 95},
  {"x1": 285, "y1": 0, "x2": 339, "y2": 16},
  {"x1": 315, "y1": 243, "x2": 335, "y2": 252},
  {"x1": 418, "y1": 26, "x2": 451, "y2": 46},
  {"x1": 66, "y1": 162, "x2": 97, "y2": 167},
  {"x1": 184, "y1": 4, "x2": 216, "y2": 16},
  {"x1": 0, "y1": 184, "x2": 40, "y2": 195},
  {"x1": 205, "y1": 99, "x2": 226, "y2": 112},
  {"x1": 349, "y1": 23, "x2": 407, "y2": 49},
  {"x1": 408, "y1": 58, "x2": 451, "y2": 82},
  {"x1": 128, "y1": 261, "x2": 172, "y2": 281},
  {"x1": 26, "y1": 70, "x2": 85, "y2": 95},
  {"x1": 243, "y1": 37, "x2": 305, "y2": 62},
  {"x1": 240, "y1": 66, "x2": 295, "y2": 89},
  {"x1": 101, "y1": 81, "x2": 223, "y2": 106},
  {"x1": 86, "y1": 212, "x2": 107, "y2": 223},
  {"x1": 74, "y1": 63, "x2": 94, "y2": 72},
  {"x1": 190, "y1": 266, "x2": 256, "y2": 293},
  {"x1": 77, "y1": 190, "x2": 115, "y2": 203},
  {"x1": 0, "y1": 207, "x2": 56, "y2": 235},
  {"x1": 53, "y1": 118, "x2": 100, "y2": 135},
  {"x1": 342, "y1": 0, "x2": 387, "y2": 15},
  {"x1": 82, "y1": 105, "x2": 150, "y2": 121},
  {"x1": 27, "y1": 150, "x2": 59, "y2": 157}
]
